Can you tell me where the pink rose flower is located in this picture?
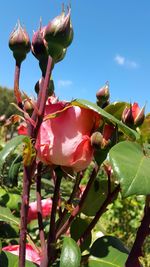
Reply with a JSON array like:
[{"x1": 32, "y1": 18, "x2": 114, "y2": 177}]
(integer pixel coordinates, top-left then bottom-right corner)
[
  {"x1": 27, "y1": 198, "x2": 52, "y2": 223},
  {"x1": 36, "y1": 97, "x2": 101, "y2": 171},
  {"x1": 2, "y1": 244, "x2": 41, "y2": 265}
]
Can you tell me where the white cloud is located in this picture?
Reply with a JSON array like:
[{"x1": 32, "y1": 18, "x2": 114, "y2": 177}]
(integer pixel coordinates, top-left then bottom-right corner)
[
  {"x1": 57, "y1": 79, "x2": 73, "y2": 88},
  {"x1": 114, "y1": 54, "x2": 139, "y2": 69},
  {"x1": 114, "y1": 55, "x2": 125, "y2": 65}
]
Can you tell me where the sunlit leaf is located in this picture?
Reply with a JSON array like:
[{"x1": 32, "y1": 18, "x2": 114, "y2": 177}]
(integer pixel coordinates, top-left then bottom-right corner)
[
  {"x1": 0, "y1": 135, "x2": 30, "y2": 174},
  {"x1": 60, "y1": 237, "x2": 81, "y2": 267},
  {"x1": 109, "y1": 141, "x2": 150, "y2": 197},
  {"x1": 72, "y1": 99, "x2": 139, "y2": 140},
  {"x1": 0, "y1": 206, "x2": 19, "y2": 226},
  {"x1": 88, "y1": 236, "x2": 128, "y2": 267}
]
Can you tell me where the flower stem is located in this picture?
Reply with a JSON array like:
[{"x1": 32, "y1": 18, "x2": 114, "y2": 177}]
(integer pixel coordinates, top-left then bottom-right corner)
[
  {"x1": 56, "y1": 166, "x2": 99, "y2": 240},
  {"x1": 77, "y1": 185, "x2": 120, "y2": 247},
  {"x1": 19, "y1": 165, "x2": 32, "y2": 267},
  {"x1": 47, "y1": 170, "x2": 62, "y2": 266},
  {"x1": 14, "y1": 61, "x2": 23, "y2": 109},
  {"x1": 56, "y1": 173, "x2": 82, "y2": 231},
  {"x1": 125, "y1": 196, "x2": 150, "y2": 267},
  {"x1": 19, "y1": 55, "x2": 53, "y2": 267},
  {"x1": 28, "y1": 56, "x2": 53, "y2": 138},
  {"x1": 36, "y1": 162, "x2": 46, "y2": 254}
]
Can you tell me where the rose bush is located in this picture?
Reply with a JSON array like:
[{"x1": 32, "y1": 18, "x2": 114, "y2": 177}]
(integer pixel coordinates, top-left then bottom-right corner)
[{"x1": 35, "y1": 96, "x2": 101, "y2": 172}]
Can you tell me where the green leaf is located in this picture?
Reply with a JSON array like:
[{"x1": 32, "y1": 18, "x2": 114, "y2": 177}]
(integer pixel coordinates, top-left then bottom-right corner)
[
  {"x1": 0, "y1": 135, "x2": 30, "y2": 175},
  {"x1": 0, "y1": 206, "x2": 19, "y2": 226},
  {"x1": 6, "y1": 193, "x2": 21, "y2": 211},
  {"x1": 88, "y1": 236, "x2": 128, "y2": 267},
  {"x1": 60, "y1": 237, "x2": 81, "y2": 267},
  {"x1": 0, "y1": 251, "x2": 36, "y2": 267},
  {"x1": 139, "y1": 113, "x2": 150, "y2": 143},
  {"x1": 104, "y1": 102, "x2": 128, "y2": 120},
  {"x1": 72, "y1": 99, "x2": 139, "y2": 140},
  {"x1": 8, "y1": 155, "x2": 22, "y2": 183},
  {"x1": 70, "y1": 217, "x2": 92, "y2": 252},
  {"x1": 109, "y1": 141, "x2": 150, "y2": 197},
  {"x1": 81, "y1": 178, "x2": 116, "y2": 216}
]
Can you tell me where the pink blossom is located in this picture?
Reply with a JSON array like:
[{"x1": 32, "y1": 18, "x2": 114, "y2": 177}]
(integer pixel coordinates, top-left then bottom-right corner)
[
  {"x1": 2, "y1": 244, "x2": 41, "y2": 265},
  {"x1": 27, "y1": 198, "x2": 52, "y2": 223},
  {"x1": 36, "y1": 97, "x2": 101, "y2": 171}
]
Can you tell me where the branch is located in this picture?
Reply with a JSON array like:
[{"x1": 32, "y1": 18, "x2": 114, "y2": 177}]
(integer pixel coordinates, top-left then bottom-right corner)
[
  {"x1": 36, "y1": 162, "x2": 46, "y2": 254},
  {"x1": 56, "y1": 172, "x2": 82, "y2": 231},
  {"x1": 19, "y1": 56, "x2": 53, "y2": 267},
  {"x1": 19, "y1": 165, "x2": 32, "y2": 267},
  {"x1": 46, "y1": 170, "x2": 62, "y2": 266},
  {"x1": 77, "y1": 184, "x2": 120, "y2": 247},
  {"x1": 125, "y1": 196, "x2": 150, "y2": 267},
  {"x1": 56, "y1": 166, "x2": 99, "y2": 240},
  {"x1": 28, "y1": 55, "x2": 53, "y2": 138},
  {"x1": 14, "y1": 61, "x2": 23, "y2": 109}
]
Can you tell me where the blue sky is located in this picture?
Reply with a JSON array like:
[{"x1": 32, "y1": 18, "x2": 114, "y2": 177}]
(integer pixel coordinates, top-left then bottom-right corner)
[{"x1": 0, "y1": 1, "x2": 150, "y2": 112}]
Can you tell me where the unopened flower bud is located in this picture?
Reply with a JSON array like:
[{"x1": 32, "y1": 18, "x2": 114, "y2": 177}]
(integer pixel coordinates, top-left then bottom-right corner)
[
  {"x1": 91, "y1": 132, "x2": 103, "y2": 149},
  {"x1": 34, "y1": 77, "x2": 54, "y2": 96},
  {"x1": 9, "y1": 21, "x2": 31, "y2": 63},
  {"x1": 122, "y1": 103, "x2": 145, "y2": 127},
  {"x1": 23, "y1": 99, "x2": 34, "y2": 111},
  {"x1": 31, "y1": 25, "x2": 48, "y2": 61},
  {"x1": 102, "y1": 124, "x2": 116, "y2": 148},
  {"x1": 44, "y1": 6, "x2": 73, "y2": 61},
  {"x1": 96, "y1": 82, "x2": 110, "y2": 108}
]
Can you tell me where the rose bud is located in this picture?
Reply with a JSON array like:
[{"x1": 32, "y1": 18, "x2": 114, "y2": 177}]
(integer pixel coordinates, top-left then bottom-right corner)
[
  {"x1": 122, "y1": 103, "x2": 145, "y2": 127},
  {"x1": 9, "y1": 21, "x2": 31, "y2": 63},
  {"x1": 102, "y1": 124, "x2": 116, "y2": 148},
  {"x1": 34, "y1": 77, "x2": 54, "y2": 96},
  {"x1": 96, "y1": 82, "x2": 110, "y2": 108},
  {"x1": 31, "y1": 25, "x2": 48, "y2": 61},
  {"x1": 91, "y1": 132, "x2": 103, "y2": 150},
  {"x1": 44, "y1": 6, "x2": 73, "y2": 61}
]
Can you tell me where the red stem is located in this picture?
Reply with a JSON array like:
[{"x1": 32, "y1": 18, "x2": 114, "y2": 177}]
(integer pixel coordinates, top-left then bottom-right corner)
[
  {"x1": 19, "y1": 165, "x2": 32, "y2": 267},
  {"x1": 28, "y1": 56, "x2": 53, "y2": 138},
  {"x1": 56, "y1": 173, "x2": 82, "y2": 231},
  {"x1": 77, "y1": 185, "x2": 120, "y2": 246},
  {"x1": 14, "y1": 61, "x2": 23, "y2": 109},
  {"x1": 56, "y1": 166, "x2": 99, "y2": 240},
  {"x1": 125, "y1": 198, "x2": 150, "y2": 267},
  {"x1": 47, "y1": 170, "x2": 62, "y2": 266},
  {"x1": 19, "y1": 55, "x2": 53, "y2": 267},
  {"x1": 36, "y1": 162, "x2": 46, "y2": 254}
]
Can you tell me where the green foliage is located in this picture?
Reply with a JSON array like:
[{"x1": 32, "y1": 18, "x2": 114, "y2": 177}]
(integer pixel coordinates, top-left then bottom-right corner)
[
  {"x1": 60, "y1": 237, "x2": 81, "y2": 267},
  {"x1": 81, "y1": 178, "x2": 115, "y2": 217},
  {"x1": 88, "y1": 236, "x2": 128, "y2": 267},
  {"x1": 0, "y1": 251, "x2": 36, "y2": 267},
  {"x1": 101, "y1": 195, "x2": 150, "y2": 267},
  {"x1": 72, "y1": 99, "x2": 139, "y2": 140},
  {"x1": 109, "y1": 141, "x2": 150, "y2": 197},
  {"x1": 0, "y1": 87, "x2": 18, "y2": 118},
  {"x1": 70, "y1": 217, "x2": 92, "y2": 252}
]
